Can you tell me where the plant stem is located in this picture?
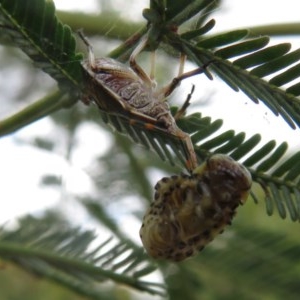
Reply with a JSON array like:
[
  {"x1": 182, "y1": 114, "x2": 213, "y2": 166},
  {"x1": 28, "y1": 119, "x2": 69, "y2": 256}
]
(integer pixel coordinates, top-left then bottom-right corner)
[
  {"x1": 247, "y1": 23, "x2": 300, "y2": 37},
  {"x1": 0, "y1": 91, "x2": 77, "y2": 138},
  {"x1": 56, "y1": 10, "x2": 143, "y2": 40}
]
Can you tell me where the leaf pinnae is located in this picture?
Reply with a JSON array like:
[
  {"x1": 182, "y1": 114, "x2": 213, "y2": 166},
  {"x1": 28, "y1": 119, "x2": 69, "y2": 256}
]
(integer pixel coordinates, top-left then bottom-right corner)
[{"x1": 0, "y1": 0, "x2": 83, "y2": 90}]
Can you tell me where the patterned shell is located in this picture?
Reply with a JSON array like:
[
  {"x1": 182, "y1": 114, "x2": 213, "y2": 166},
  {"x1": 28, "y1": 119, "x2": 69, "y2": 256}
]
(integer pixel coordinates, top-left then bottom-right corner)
[
  {"x1": 81, "y1": 57, "x2": 174, "y2": 125},
  {"x1": 139, "y1": 154, "x2": 252, "y2": 262},
  {"x1": 81, "y1": 56, "x2": 198, "y2": 171}
]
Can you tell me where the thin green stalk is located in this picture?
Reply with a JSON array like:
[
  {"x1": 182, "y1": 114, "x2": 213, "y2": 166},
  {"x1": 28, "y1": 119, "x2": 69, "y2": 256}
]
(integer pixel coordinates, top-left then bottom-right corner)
[
  {"x1": 0, "y1": 90, "x2": 77, "y2": 138},
  {"x1": 248, "y1": 23, "x2": 300, "y2": 37},
  {"x1": 108, "y1": 27, "x2": 147, "y2": 60},
  {"x1": 56, "y1": 10, "x2": 143, "y2": 39}
]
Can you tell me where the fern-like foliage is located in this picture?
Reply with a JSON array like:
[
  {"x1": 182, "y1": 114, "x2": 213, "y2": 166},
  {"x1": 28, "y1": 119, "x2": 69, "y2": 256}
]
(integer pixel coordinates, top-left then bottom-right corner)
[
  {"x1": 0, "y1": 0, "x2": 82, "y2": 90},
  {"x1": 0, "y1": 213, "x2": 165, "y2": 298},
  {"x1": 1, "y1": 0, "x2": 300, "y2": 298},
  {"x1": 161, "y1": 12, "x2": 300, "y2": 130},
  {"x1": 113, "y1": 0, "x2": 300, "y2": 222},
  {"x1": 1, "y1": 0, "x2": 300, "y2": 221},
  {"x1": 0, "y1": 0, "x2": 298, "y2": 166}
]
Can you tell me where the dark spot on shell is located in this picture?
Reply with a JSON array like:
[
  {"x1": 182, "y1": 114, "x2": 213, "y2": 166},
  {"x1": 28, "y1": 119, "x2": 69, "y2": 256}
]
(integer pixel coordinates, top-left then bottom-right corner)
[
  {"x1": 189, "y1": 235, "x2": 201, "y2": 244},
  {"x1": 177, "y1": 242, "x2": 186, "y2": 249},
  {"x1": 154, "y1": 182, "x2": 161, "y2": 190},
  {"x1": 185, "y1": 249, "x2": 193, "y2": 257},
  {"x1": 174, "y1": 252, "x2": 183, "y2": 260},
  {"x1": 198, "y1": 245, "x2": 205, "y2": 252},
  {"x1": 163, "y1": 190, "x2": 171, "y2": 196},
  {"x1": 202, "y1": 229, "x2": 211, "y2": 238},
  {"x1": 155, "y1": 203, "x2": 163, "y2": 209},
  {"x1": 161, "y1": 197, "x2": 168, "y2": 204},
  {"x1": 181, "y1": 173, "x2": 189, "y2": 179}
]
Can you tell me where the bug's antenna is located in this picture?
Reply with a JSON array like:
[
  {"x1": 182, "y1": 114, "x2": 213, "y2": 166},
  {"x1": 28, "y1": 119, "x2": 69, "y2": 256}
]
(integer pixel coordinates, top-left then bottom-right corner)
[{"x1": 77, "y1": 30, "x2": 96, "y2": 69}]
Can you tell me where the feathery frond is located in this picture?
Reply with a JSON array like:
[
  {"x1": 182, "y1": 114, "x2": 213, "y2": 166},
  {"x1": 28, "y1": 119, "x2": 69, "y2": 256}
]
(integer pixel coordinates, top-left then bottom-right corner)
[
  {"x1": 165, "y1": 31, "x2": 300, "y2": 130},
  {"x1": 0, "y1": 213, "x2": 165, "y2": 298},
  {"x1": 0, "y1": 0, "x2": 82, "y2": 90},
  {"x1": 1, "y1": 0, "x2": 299, "y2": 172},
  {"x1": 1, "y1": 0, "x2": 300, "y2": 221},
  {"x1": 1, "y1": 0, "x2": 300, "y2": 298}
]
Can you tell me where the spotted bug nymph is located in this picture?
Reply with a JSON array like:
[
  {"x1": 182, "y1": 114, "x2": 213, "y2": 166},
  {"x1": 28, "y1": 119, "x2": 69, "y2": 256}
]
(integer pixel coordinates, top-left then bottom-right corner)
[
  {"x1": 139, "y1": 154, "x2": 252, "y2": 262},
  {"x1": 78, "y1": 32, "x2": 211, "y2": 171}
]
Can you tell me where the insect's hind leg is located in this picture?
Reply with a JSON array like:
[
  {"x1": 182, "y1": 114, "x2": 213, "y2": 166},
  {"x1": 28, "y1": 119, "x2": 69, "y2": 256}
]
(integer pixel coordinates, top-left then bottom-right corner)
[
  {"x1": 174, "y1": 127, "x2": 198, "y2": 172},
  {"x1": 159, "y1": 55, "x2": 214, "y2": 98},
  {"x1": 173, "y1": 85, "x2": 198, "y2": 172},
  {"x1": 174, "y1": 84, "x2": 195, "y2": 121}
]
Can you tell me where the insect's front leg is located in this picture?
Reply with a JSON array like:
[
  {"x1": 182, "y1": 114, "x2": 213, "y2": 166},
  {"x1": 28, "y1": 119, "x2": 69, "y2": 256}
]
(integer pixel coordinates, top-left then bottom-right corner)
[{"x1": 129, "y1": 37, "x2": 155, "y2": 88}]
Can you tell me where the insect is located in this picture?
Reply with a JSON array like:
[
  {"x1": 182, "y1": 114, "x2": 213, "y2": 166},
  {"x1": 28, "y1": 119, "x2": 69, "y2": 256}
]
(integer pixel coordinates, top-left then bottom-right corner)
[
  {"x1": 139, "y1": 154, "x2": 252, "y2": 262},
  {"x1": 78, "y1": 31, "x2": 213, "y2": 171}
]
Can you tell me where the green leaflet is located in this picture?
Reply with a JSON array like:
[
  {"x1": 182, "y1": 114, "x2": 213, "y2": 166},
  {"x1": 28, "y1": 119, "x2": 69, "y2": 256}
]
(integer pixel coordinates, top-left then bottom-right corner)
[
  {"x1": 175, "y1": 33, "x2": 300, "y2": 129},
  {"x1": 0, "y1": 0, "x2": 83, "y2": 90},
  {"x1": 0, "y1": 213, "x2": 166, "y2": 297}
]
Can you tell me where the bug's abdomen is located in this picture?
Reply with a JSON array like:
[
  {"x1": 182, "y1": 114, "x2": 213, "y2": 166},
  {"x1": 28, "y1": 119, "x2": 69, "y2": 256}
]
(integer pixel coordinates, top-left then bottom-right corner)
[
  {"x1": 83, "y1": 58, "x2": 154, "y2": 110},
  {"x1": 84, "y1": 62, "x2": 172, "y2": 123},
  {"x1": 102, "y1": 74, "x2": 153, "y2": 109},
  {"x1": 139, "y1": 154, "x2": 252, "y2": 261}
]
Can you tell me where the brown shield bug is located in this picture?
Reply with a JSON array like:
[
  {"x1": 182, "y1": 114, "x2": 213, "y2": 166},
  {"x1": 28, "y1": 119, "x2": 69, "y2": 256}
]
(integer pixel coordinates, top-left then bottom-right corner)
[
  {"x1": 78, "y1": 31, "x2": 213, "y2": 171},
  {"x1": 139, "y1": 154, "x2": 252, "y2": 261}
]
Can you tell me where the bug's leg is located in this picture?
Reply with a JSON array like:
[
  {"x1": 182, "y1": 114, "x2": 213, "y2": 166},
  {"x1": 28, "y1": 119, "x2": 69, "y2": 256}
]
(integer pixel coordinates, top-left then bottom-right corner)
[
  {"x1": 166, "y1": 61, "x2": 213, "y2": 97},
  {"x1": 156, "y1": 53, "x2": 186, "y2": 98},
  {"x1": 178, "y1": 53, "x2": 186, "y2": 78},
  {"x1": 174, "y1": 84, "x2": 195, "y2": 121},
  {"x1": 77, "y1": 30, "x2": 96, "y2": 69},
  {"x1": 129, "y1": 37, "x2": 154, "y2": 87},
  {"x1": 159, "y1": 54, "x2": 214, "y2": 98},
  {"x1": 174, "y1": 128, "x2": 198, "y2": 171},
  {"x1": 149, "y1": 51, "x2": 157, "y2": 84}
]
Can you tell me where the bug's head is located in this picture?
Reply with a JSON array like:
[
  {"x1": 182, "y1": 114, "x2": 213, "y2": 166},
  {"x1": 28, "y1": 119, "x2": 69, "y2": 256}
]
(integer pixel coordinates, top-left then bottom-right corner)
[{"x1": 193, "y1": 154, "x2": 252, "y2": 205}]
